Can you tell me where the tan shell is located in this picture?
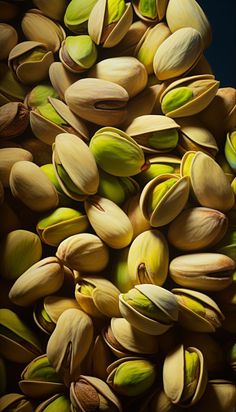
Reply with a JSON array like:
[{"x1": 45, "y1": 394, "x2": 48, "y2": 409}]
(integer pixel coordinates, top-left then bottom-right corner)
[
  {"x1": 0, "y1": 393, "x2": 34, "y2": 412},
  {"x1": 32, "y1": 0, "x2": 68, "y2": 20},
  {"x1": 0, "y1": 23, "x2": 18, "y2": 60},
  {"x1": 0, "y1": 102, "x2": 29, "y2": 139},
  {"x1": 132, "y1": 0, "x2": 169, "y2": 23},
  {"x1": 123, "y1": 194, "x2": 151, "y2": 239},
  {"x1": 108, "y1": 20, "x2": 149, "y2": 57},
  {"x1": 177, "y1": 118, "x2": 218, "y2": 156},
  {"x1": 140, "y1": 173, "x2": 190, "y2": 227},
  {"x1": 0, "y1": 147, "x2": 33, "y2": 187},
  {"x1": 49, "y1": 62, "x2": 78, "y2": 101},
  {"x1": 189, "y1": 54, "x2": 213, "y2": 76},
  {"x1": 189, "y1": 380, "x2": 236, "y2": 412},
  {"x1": 169, "y1": 253, "x2": 235, "y2": 291}
]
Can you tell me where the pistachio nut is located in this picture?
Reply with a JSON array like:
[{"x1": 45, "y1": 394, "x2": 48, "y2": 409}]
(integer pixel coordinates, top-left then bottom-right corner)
[
  {"x1": 52, "y1": 133, "x2": 99, "y2": 200},
  {"x1": 32, "y1": 0, "x2": 68, "y2": 21},
  {"x1": 0, "y1": 308, "x2": 42, "y2": 363},
  {"x1": 189, "y1": 380, "x2": 236, "y2": 412},
  {"x1": 0, "y1": 147, "x2": 33, "y2": 187},
  {"x1": 49, "y1": 62, "x2": 78, "y2": 101},
  {"x1": 88, "y1": 0, "x2": 133, "y2": 48},
  {"x1": 103, "y1": 317, "x2": 159, "y2": 358},
  {"x1": 0, "y1": 229, "x2": 42, "y2": 281},
  {"x1": 188, "y1": 53, "x2": 213, "y2": 76},
  {"x1": 142, "y1": 388, "x2": 181, "y2": 412},
  {"x1": 21, "y1": 136, "x2": 52, "y2": 167},
  {"x1": 140, "y1": 173, "x2": 190, "y2": 227},
  {"x1": 137, "y1": 154, "x2": 181, "y2": 186},
  {"x1": 75, "y1": 276, "x2": 121, "y2": 318},
  {"x1": 64, "y1": 0, "x2": 98, "y2": 33},
  {"x1": 163, "y1": 344, "x2": 207, "y2": 407},
  {"x1": 0, "y1": 63, "x2": 29, "y2": 104},
  {"x1": 180, "y1": 151, "x2": 235, "y2": 212},
  {"x1": 89, "y1": 57, "x2": 148, "y2": 98},
  {"x1": 9, "y1": 257, "x2": 65, "y2": 307},
  {"x1": 166, "y1": 0, "x2": 212, "y2": 48},
  {"x1": 0, "y1": 393, "x2": 34, "y2": 412},
  {"x1": 167, "y1": 207, "x2": 228, "y2": 251},
  {"x1": 8, "y1": 41, "x2": 54, "y2": 85},
  {"x1": 98, "y1": 169, "x2": 139, "y2": 206},
  {"x1": 47, "y1": 308, "x2": 94, "y2": 385},
  {"x1": 226, "y1": 341, "x2": 236, "y2": 373},
  {"x1": 119, "y1": 284, "x2": 178, "y2": 335},
  {"x1": 65, "y1": 78, "x2": 129, "y2": 126},
  {"x1": 0, "y1": 102, "x2": 29, "y2": 140},
  {"x1": 35, "y1": 394, "x2": 71, "y2": 412},
  {"x1": 89, "y1": 127, "x2": 146, "y2": 176},
  {"x1": 153, "y1": 28, "x2": 203, "y2": 81},
  {"x1": 90, "y1": 334, "x2": 113, "y2": 380},
  {"x1": 56, "y1": 233, "x2": 109, "y2": 273},
  {"x1": 21, "y1": 9, "x2": 66, "y2": 53},
  {"x1": 107, "y1": 357, "x2": 156, "y2": 396},
  {"x1": 170, "y1": 253, "x2": 235, "y2": 291},
  {"x1": 109, "y1": 20, "x2": 149, "y2": 57},
  {"x1": 0, "y1": 358, "x2": 6, "y2": 396},
  {"x1": 123, "y1": 194, "x2": 151, "y2": 239},
  {"x1": 19, "y1": 354, "x2": 65, "y2": 399},
  {"x1": 172, "y1": 288, "x2": 225, "y2": 332},
  {"x1": 225, "y1": 130, "x2": 236, "y2": 171},
  {"x1": 132, "y1": 0, "x2": 168, "y2": 23},
  {"x1": 70, "y1": 375, "x2": 122, "y2": 411},
  {"x1": 9, "y1": 160, "x2": 59, "y2": 212},
  {"x1": 37, "y1": 207, "x2": 89, "y2": 247},
  {"x1": 60, "y1": 35, "x2": 97, "y2": 73},
  {"x1": 126, "y1": 115, "x2": 180, "y2": 154},
  {"x1": 85, "y1": 195, "x2": 133, "y2": 249},
  {"x1": 216, "y1": 230, "x2": 236, "y2": 263},
  {"x1": 110, "y1": 247, "x2": 134, "y2": 293},
  {"x1": 127, "y1": 229, "x2": 169, "y2": 286},
  {"x1": 0, "y1": 23, "x2": 18, "y2": 60},
  {"x1": 25, "y1": 83, "x2": 58, "y2": 109},
  {"x1": 33, "y1": 296, "x2": 80, "y2": 335},
  {"x1": 160, "y1": 74, "x2": 219, "y2": 117}
]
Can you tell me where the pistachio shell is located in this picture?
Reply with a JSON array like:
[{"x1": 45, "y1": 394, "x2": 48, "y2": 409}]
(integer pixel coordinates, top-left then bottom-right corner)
[
  {"x1": 225, "y1": 130, "x2": 236, "y2": 171},
  {"x1": 189, "y1": 380, "x2": 236, "y2": 412},
  {"x1": 0, "y1": 63, "x2": 29, "y2": 104},
  {"x1": 0, "y1": 23, "x2": 18, "y2": 60},
  {"x1": 177, "y1": 118, "x2": 218, "y2": 156},
  {"x1": 132, "y1": 0, "x2": 169, "y2": 23},
  {"x1": 60, "y1": 35, "x2": 97, "y2": 73},
  {"x1": 0, "y1": 102, "x2": 29, "y2": 140},
  {"x1": 123, "y1": 194, "x2": 151, "y2": 239},
  {"x1": 0, "y1": 147, "x2": 33, "y2": 187},
  {"x1": 109, "y1": 20, "x2": 149, "y2": 57},
  {"x1": 33, "y1": 0, "x2": 68, "y2": 21},
  {"x1": 64, "y1": 0, "x2": 98, "y2": 33},
  {"x1": 35, "y1": 394, "x2": 71, "y2": 412},
  {"x1": 0, "y1": 393, "x2": 34, "y2": 412},
  {"x1": 49, "y1": 62, "x2": 78, "y2": 101}
]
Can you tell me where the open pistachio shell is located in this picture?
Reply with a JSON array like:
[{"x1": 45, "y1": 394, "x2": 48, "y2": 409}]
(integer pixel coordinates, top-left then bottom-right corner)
[
  {"x1": 0, "y1": 393, "x2": 34, "y2": 412},
  {"x1": 132, "y1": 0, "x2": 168, "y2": 23},
  {"x1": 140, "y1": 173, "x2": 190, "y2": 227},
  {"x1": 0, "y1": 147, "x2": 33, "y2": 187},
  {"x1": 64, "y1": 0, "x2": 98, "y2": 33},
  {"x1": 137, "y1": 154, "x2": 181, "y2": 185},
  {"x1": 35, "y1": 394, "x2": 71, "y2": 412},
  {"x1": 0, "y1": 63, "x2": 29, "y2": 104},
  {"x1": 109, "y1": 20, "x2": 149, "y2": 57},
  {"x1": 0, "y1": 102, "x2": 29, "y2": 140},
  {"x1": 189, "y1": 380, "x2": 236, "y2": 412},
  {"x1": 60, "y1": 35, "x2": 97, "y2": 73},
  {"x1": 181, "y1": 151, "x2": 235, "y2": 212},
  {"x1": 163, "y1": 344, "x2": 207, "y2": 407},
  {"x1": 49, "y1": 62, "x2": 78, "y2": 101},
  {"x1": 169, "y1": 253, "x2": 235, "y2": 291},
  {"x1": 172, "y1": 288, "x2": 225, "y2": 332},
  {"x1": 65, "y1": 78, "x2": 129, "y2": 126}
]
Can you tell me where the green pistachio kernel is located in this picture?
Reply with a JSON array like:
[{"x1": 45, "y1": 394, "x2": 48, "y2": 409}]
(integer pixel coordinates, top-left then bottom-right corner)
[
  {"x1": 179, "y1": 295, "x2": 205, "y2": 316},
  {"x1": 18, "y1": 48, "x2": 46, "y2": 64},
  {"x1": 183, "y1": 351, "x2": 199, "y2": 401},
  {"x1": 44, "y1": 395, "x2": 71, "y2": 412},
  {"x1": 231, "y1": 131, "x2": 236, "y2": 150},
  {"x1": 24, "y1": 356, "x2": 61, "y2": 382},
  {"x1": 66, "y1": 35, "x2": 97, "y2": 69},
  {"x1": 0, "y1": 63, "x2": 28, "y2": 100},
  {"x1": 38, "y1": 208, "x2": 83, "y2": 230},
  {"x1": 64, "y1": 0, "x2": 98, "y2": 32},
  {"x1": 57, "y1": 165, "x2": 83, "y2": 195},
  {"x1": 98, "y1": 169, "x2": 126, "y2": 205},
  {"x1": 182, "y1": 153, "x2": 195, "y2": 177},
  {"x1": 37, "y1": 103, "x2": 67, "y2": 127},
  {"x1": 41, "y1": 307, "x2": 53, "y2": 323},
  {"x1": 41, "y1": 164, "x2": 62, "y2": 192},
  {"x1": 80, "y1": 281, "x2": 95, "y2": 296},
  {"x1": 113, "y1": 359, "x2": 156, "y2": 396},
  {"x1": 28, "y1": 84, "x2": 58, "y2": 108},
  {"x1": 148, "y1": 129, "x2": 179, "y2": 150},
  {"x1": 138, "y1": 164, "x2": 175, "y2": 185},
  {"x1": 105, "y1": 0, "x2": 126, "y2": 25},
  {"x1": 139, "y1": 0, "x2": 157, "y2": 19},
  {"x1": 161, "y1": 87, "x2": 193, "y2": 114},
  {"x1": 149, "y1": 177, "x2": 178, "y2": 214}
]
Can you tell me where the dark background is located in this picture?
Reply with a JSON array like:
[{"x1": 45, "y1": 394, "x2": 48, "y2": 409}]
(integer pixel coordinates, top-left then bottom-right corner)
[{"x1": 197, "y1": 0, "x2": 236, "y2": 88}]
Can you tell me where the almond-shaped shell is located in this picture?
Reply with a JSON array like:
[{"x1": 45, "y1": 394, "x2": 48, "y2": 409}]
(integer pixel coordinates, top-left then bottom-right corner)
[
  {"x1": 49, "y1": 62, "x2": 78, "y2": 101},
  {"x1": 178, "y1": 118, "x2": 218, "y2": 156},
  {"x1": 140, "y1": 173, "x2": 190, "y2": 227}
]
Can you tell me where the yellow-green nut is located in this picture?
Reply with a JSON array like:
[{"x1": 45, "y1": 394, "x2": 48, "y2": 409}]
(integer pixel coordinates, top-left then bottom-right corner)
[
  {"x1": 137, "y1": 155, "x2": 180, "y2": 186},
  {"x1": 25, "y1": 83, "x2": 58, "y2": 109},
  {"x1": 37, "y1": 103, "x2": 68, "y2": 127},
  {"x1": 225, "y1": 130, "x2": 236, "y2": 171},
  {"x1": 183, "y1": 350, "x2": 200, "y2": 401},
  {"x1": 0, "y1": 229, "x2": 42, "y2": 281},
  {"x1": 0, "y1": 63, "x2": 29, "y2": 104},
  {"x1": 107, "y1": 358, "x2": 156, "y2": 396},
  {"x1": 89, "y1": 127, "x2": 146, "y2": 177},
  {"x1": 64, "y1": 0, "x2": 98, "y2": 33},
  {"x1": 227, "y1": 342, "x2": 236, "y2": 373},
  {"x1": 98, "y1": 169, "x2": 138, "y2": 205},
  {"x1": 36, "y1": 394, "x2": 71, "y2": 412},
  {"x1": 110, "y1": 247, "x2": 134, "y2": 293},
  {"x1": 60, "y1": 35, "x2": 97, "y2": 73},
  {"x1": 162, "y1": 87, "x2": 193, "y2": 114},
  {"x1": 40, "y1": 164, "x2": 75, "y2": 208},
  {"x1": 21, "y1": 355, "x2": 61, "y2": 383},
  {"x1": 133, "y1": 0, "x2": 168, "y2": 22}
]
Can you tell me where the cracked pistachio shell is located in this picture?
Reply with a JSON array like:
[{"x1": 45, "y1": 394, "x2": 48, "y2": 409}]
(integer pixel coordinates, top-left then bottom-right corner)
[
  {"x1": 0, "y1": 229, "x2": 42, "y2": 281},
  {"x1": 0, "y1": 102, "x2": 29, "y2": 140},
  {"x1": 132, "y1": 0, "x2": 168, "y2": 23},
  {"x1": 53, "y1": 133, "x2": 99, "y2": 200},
  {"x1": 85, "y1": 195, "x2": 133, "y2": 249},
  {"x1": 126, "y1": 115, "x2": 180, "y2": 154},
  {"x1": 153, "y1": 27, "x2": 203, "y2": 81},
  {"x1": 65, "y1": 78, "x2": 128, "y2": 126},
  {"x1": 172, "y1": 288, "x2": 224, "y2": 332},
  {"x1": 0, "y1": 393, "x2": 34, "y2": 412},
  {"x1": 35, "y1": 394, "x2": 71, "y2": 412},
  {"x1": 37, "y1": 207, "x2": 89, "y2": 247},
  {"x1": 19, "y1": 354, "x2": 65, "y2": 399},
  {"x1": 225, "y1": 130, "x2": 236, "y2": 171},
  {"x1": 89, "y1": 57, "x2": 148, "y2": 98},
  {"x1": 9, "y1": 257, "x2": 65, "y2": 307},
  {"x1": 119, "y1": 284, "x2": 178, "y2": 335},
  {"x1": 160, "y1": 74, "x2": 219, "y2": 117},
  {"x1": 31, "y1": 97, "x2": 89, "y2": 146},
  {"x1": 89, "y1": 334, "x2": 113, "y2": 380},
  {"x1": 189, "y1": 380, "x2": 236, "y2": 412},
  {"x1": 104, "y1": 317, "x2": 159, "y2": 357},
  {"x1": 33, "y1": 0, "x2": 68, "y2": 20},
  {"x1": 107, "y1": 357, "x2": 156, "y2": 396},
  {"x1": 56, "y1": 233, "x2": 109, "y2": 273},
  {"x1": 70, "y1": 375, "x2": 122, "y2": 412},
  {"x1": 89, "y1": 127, "x2": 146, "y2": 176},
  {"x1": 60, "y1": 35, "x2": 97, "y2": 73},
  {"x1": 170, "y1": 253, "x2": 235, "y2": 291},
  {"x1": 0, "y1": 23, "x2": 18, "y2": 60},
  {"x1": 140, "y1": 173, "x2": 190, "y2": 227},
  {"x1": 47, "y1": 308, "x2": 94, "y2": 385},
  {"x1": 9, "y1": 160, "x2": 59, "y2": 212},
  {"x1": 163, "y1": 344, "x2": 207, "y2": 407},
  {"x1": 177, "y1": 118, "x2": 218, "y2": 156},
  {"x1": 21, "y1": 9, "x2": 66, "y2": 53},
  {"x1": 109, "y1": 20, "x2": 149, "y2": 57},
  {"x1": 137, "y1": 154, "x2": 181, "y2": 186},
  {"x1": 88, "y1": 0, "x2": 133, "y2": 48},
  {"x1": 25, "y1": 83, "x2": 58, "y2": 110},
  {"x1": 166, "y1": 0, "x2": 212, "y2": 48},
  {"x1": 168, "y1": 207, "x2": 228, "y2": 251},
  {"x1": 0, "y1": 63, "x2": 29, "y2": 105},
  {"x1": 123, "y1": 194, "x2": 151, "y2": 239},
  {"x1": 0, "y1": 308, "x2": 42, "y2": 363},
  {"x1": 8, "y1": 41, "x2": 54, "y2": 85},
  {"x1": 75, "y1": 276, "x2": 121, "y2": 318},
  {"x1": 98, "y1": 170, "x2": 139, "y2": 206},
  {"x1": 64, "y1": 0, "x2": 98, "y2": 33},
  {"x1": 127, "y1": 229, "x2": 168, "y2": 286},
  {"x1": 180, "y1": 151, "x2": 235, "y2": 212},
  {"x1": 0, "y1": 147, "x2": 33, "y2": 187},
  {"x1": 49, "y1": 62, "x2": 78, "y2": 102}
]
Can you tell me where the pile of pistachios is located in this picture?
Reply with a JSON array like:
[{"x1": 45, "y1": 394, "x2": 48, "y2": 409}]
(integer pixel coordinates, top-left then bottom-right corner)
[{"x1": 0, "y1": 0, "x2": 235, "y2": 410}]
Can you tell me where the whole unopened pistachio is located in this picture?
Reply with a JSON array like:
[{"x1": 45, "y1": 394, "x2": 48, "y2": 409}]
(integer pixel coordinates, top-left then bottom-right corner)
[
  {"x1": 64, "y1": 0, "x2": 98, "y2": 33},
  {"x1": 0, "y1": 147, "x2": 33, "y2": 187},
  {"x1": 60, "y1": 35, "x2": 97, "y2": 73},
  {"x1": 0, "y1": 23, "x2": 18, "y2": 60}
]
